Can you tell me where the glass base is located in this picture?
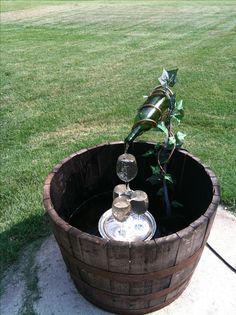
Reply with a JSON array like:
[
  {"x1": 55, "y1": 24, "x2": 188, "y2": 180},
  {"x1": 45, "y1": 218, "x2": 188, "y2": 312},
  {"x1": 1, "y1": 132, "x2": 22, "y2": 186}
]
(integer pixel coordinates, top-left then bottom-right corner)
[{"x1": 98, "y1": 210, "x2": 156, "y2": 242}]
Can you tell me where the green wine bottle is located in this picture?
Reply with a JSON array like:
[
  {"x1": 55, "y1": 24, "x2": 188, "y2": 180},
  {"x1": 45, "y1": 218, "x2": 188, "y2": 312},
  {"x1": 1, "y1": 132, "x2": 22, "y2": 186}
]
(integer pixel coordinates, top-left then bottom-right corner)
[{"x1": 125, "y1": 85, "x2": 173, "y2": 145}]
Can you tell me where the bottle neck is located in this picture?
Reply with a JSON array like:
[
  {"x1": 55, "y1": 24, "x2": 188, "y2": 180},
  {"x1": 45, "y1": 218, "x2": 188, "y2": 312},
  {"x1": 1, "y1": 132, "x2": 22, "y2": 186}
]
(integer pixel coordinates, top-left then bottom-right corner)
[{"x1": 124, "y1": 125, "x2": 142, "y2": 145}]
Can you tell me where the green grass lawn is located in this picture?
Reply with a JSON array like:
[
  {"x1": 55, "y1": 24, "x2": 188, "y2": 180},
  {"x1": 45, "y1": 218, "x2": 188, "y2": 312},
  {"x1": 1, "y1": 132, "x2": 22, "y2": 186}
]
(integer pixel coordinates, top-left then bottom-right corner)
[{"x1": 1, "y1": 0, "x2": 236, "y2": 269}]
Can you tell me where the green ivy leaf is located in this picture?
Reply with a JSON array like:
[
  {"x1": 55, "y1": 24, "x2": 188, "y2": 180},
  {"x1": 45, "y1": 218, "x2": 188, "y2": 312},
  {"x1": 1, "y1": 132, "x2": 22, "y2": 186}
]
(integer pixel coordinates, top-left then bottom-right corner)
[
  {"x1": 172, "y1": 100, "x2": 184, "y2": 123},
  {"x1": 150, "y1": 165, "x2": 160, "y2": 175},
  {"x1": 171, "y1": 200, "x2": 183, "y2": 208},
  {"x1": 158, "y1": 68, "x2": 169, "y2": 88},
  {"x1": 147, "y1": 173, "x2": 163, "y2": 185},
  {"x1": 142, "y1": 149, "x2": 155, "y2": 157},
  {"x1": 167, "y1": 136, "x2": 176, "y2": 148},
  {"x1": 176, "y1": 99, "x2": 183, "y2": 111},
  {"x1": 155, "y1": 121, "x2": 169, "y2": 135},
  {"x1": 158, "y1": 68, "x2": 178, "y2": 88},
  {"x1": 167, "y1": 69, "x2": 178, "y2": 87},
  {"x1": 164, "y1": 173, "x2": 173, "y2": 183},
  {"x1": 175, "y1": 131, "x2": 186, "y2": 148},
  {"x1": 174, "y1": 112, "x2": 184, "y2": 123}
]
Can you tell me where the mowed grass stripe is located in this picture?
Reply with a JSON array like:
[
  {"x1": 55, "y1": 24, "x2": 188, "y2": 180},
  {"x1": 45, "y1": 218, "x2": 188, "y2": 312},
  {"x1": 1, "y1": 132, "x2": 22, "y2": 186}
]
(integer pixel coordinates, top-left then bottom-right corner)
[{"x1": 0, "y1": 0, "x2": 235, "y2": 268}]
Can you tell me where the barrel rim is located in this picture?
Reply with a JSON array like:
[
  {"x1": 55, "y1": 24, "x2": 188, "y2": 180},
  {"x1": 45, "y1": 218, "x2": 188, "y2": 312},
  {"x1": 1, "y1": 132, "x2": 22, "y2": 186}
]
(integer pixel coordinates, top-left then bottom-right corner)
[{"x1": 43, "y1": 141, "x2": 220, "y2": 246}]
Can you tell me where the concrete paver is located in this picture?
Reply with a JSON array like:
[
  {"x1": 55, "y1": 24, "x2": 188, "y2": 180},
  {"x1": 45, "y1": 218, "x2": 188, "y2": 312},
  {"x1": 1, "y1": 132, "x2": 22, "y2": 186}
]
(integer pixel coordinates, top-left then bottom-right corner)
[
  {"x1": 207, "y1": 208, "x2": 236, "y2": 270},
  {"x1": 1, "y1": 207, "x2": 235, "y2": 315}
]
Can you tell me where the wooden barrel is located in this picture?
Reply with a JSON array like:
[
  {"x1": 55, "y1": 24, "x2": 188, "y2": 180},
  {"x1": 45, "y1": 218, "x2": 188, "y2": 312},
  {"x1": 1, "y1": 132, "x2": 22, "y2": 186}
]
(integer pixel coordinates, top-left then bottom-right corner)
[{"x1": 43, "y1": 141, "x2": 220, "y2": 314}]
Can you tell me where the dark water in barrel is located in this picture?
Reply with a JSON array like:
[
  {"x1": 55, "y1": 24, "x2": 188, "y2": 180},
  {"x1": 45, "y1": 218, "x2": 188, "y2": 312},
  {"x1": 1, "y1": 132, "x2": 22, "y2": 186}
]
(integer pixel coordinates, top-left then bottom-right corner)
[{"x1": 68, "y1": 191, "x2": 189, "y2": 238}]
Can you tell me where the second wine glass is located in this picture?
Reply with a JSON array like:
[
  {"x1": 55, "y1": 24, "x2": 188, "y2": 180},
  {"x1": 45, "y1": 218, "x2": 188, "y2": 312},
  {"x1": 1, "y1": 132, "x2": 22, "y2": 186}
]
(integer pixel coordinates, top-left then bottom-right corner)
[
  {"x1": 130, "y1": 190, "x2": 149, "y2": 231},
  {"x1": 112, "y1": 196, "x2": 131, "y2": 238}
]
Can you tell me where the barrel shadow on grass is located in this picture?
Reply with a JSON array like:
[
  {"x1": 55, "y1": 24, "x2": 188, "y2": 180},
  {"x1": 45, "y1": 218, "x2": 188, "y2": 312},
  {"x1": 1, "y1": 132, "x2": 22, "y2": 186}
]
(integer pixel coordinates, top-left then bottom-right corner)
[{"x1": 0, "y1": 214, "x2": 50, "y2": 275}]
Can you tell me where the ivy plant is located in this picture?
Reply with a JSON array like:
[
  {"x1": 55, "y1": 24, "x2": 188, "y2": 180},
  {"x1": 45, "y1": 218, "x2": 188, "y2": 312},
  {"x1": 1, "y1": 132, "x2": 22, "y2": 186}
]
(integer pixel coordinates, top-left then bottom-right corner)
[{"x1": 144, "y1": 68, "x2": 186, "y2": 216}]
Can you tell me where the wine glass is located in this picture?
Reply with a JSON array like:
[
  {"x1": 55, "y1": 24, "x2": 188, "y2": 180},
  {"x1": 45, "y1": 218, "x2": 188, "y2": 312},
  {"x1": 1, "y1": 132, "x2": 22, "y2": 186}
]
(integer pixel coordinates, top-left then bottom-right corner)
[
  {"x1": 130, "y1": 190, "x2": 149, "y2": 231},
  {"x1": 116, "y1": 153, "x2": 138, "y2": 196},
  {"x1": 112, "y1": 196, "x2": 131, "y2": 237}
]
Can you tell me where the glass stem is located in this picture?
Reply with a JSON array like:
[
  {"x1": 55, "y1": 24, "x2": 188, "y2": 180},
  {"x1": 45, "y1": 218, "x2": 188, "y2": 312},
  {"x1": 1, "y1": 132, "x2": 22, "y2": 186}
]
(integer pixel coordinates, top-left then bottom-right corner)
[
  {"x1": 126, "y1": 182, "x2": 130, "y2": 191},
  {"x1": 136, "y1": 214, "x2": 143, "y2": 230},
  {"x1": 120, "y1": 222, "x2": 125, "y2": 236}
]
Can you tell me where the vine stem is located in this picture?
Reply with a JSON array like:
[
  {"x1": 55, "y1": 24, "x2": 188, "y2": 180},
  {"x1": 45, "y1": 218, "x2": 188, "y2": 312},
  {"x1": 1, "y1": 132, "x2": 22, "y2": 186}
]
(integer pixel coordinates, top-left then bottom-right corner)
[
  {"x1": 163, "y1": 164, "x2": 171, "y2": 217},
  {"x1": 157, "y1": 127, "x2": 176, "y2": 170},
  {"x1": 157, "y1": 126, "x2": 175, "y2": 217}
]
